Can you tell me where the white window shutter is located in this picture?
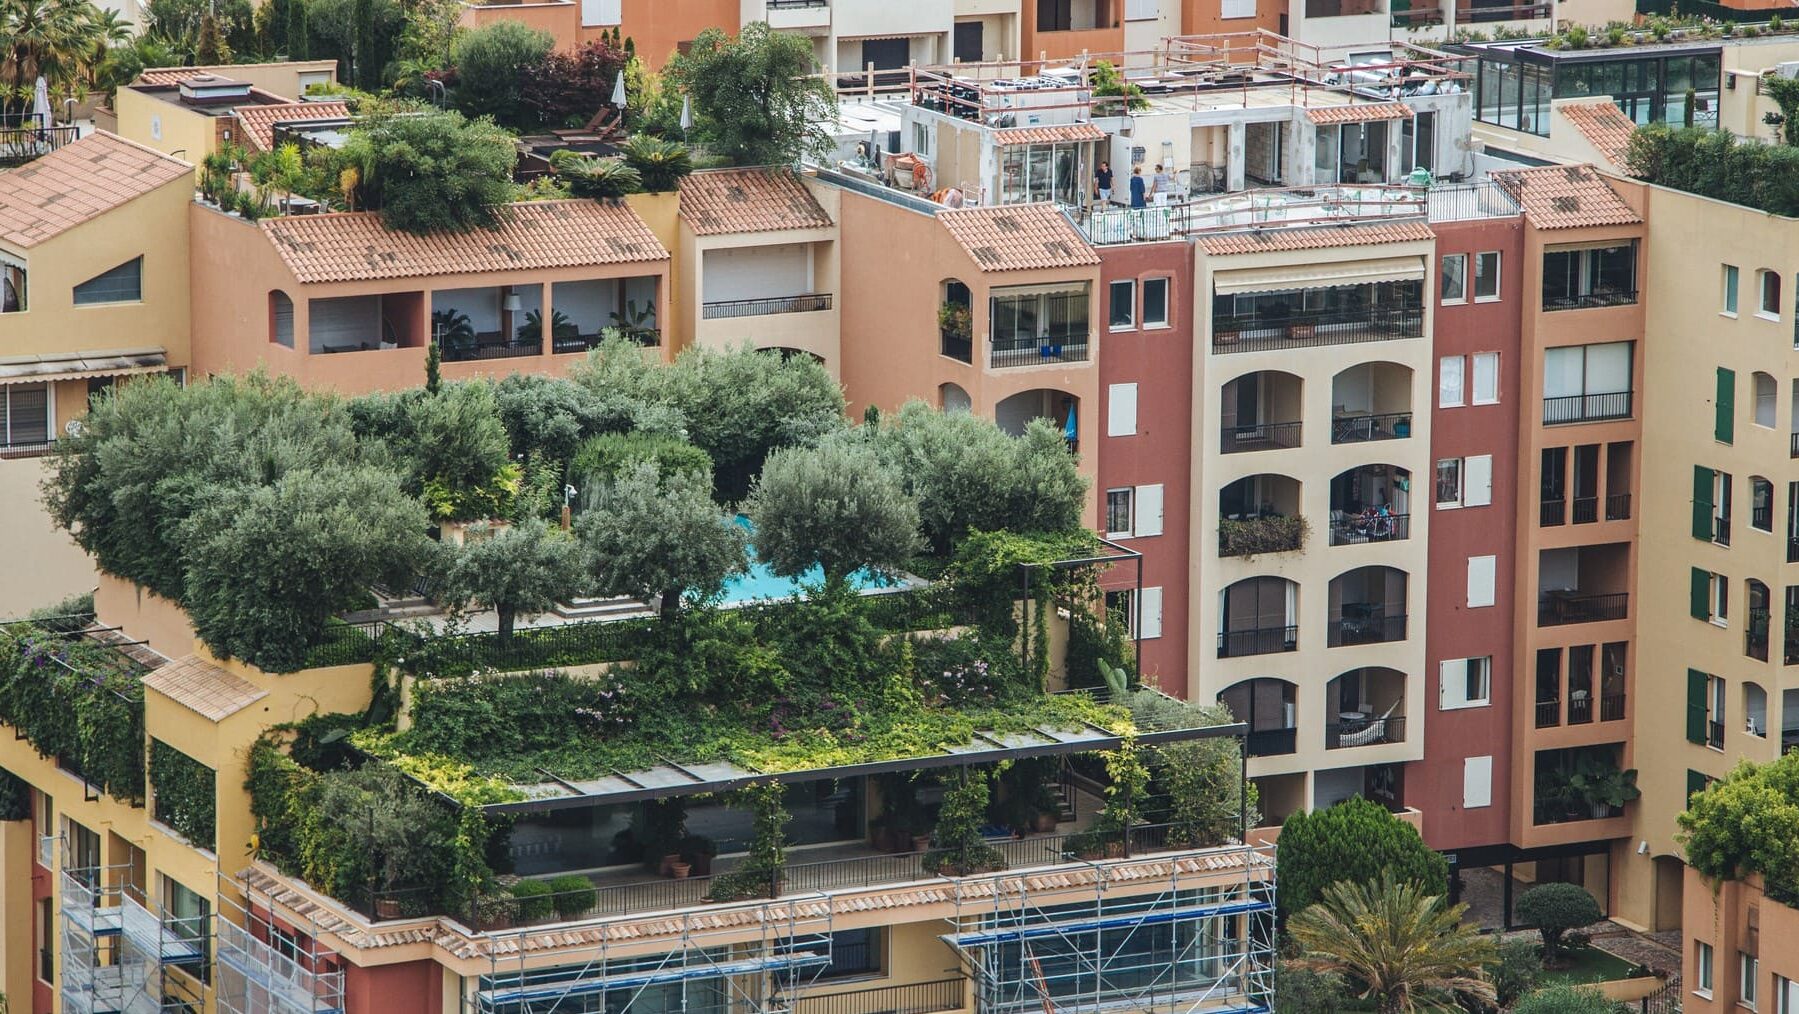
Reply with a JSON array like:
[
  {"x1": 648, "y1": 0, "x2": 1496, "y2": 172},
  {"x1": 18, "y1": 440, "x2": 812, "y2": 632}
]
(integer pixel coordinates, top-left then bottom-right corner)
[
  {"x1": 1139, "y1": 587, "x2": 1163, "y2": 639},
  {"x1": 1125, "y1": 0, "x2": 1158, "y2": 19},
  {"x1": 1464, "y1": 454, "x2": 1492, "y2": 507},
  {"x1": 1134, "y1": 484, "x2": 1164, "y2": 537},
  {"x1": 1107, "y1": 383, "x2": 1138, "y2": 437},
  {"x1": 1467, "y1": 555, "x2": 1496, "y2": 608},
  {"x1": 1439, "y1": 659, "x2": 1462, "y2": 710},
  {"x1": 582, "y1": 0, "x2": 621, "y2": 25},
  {"x1": 1462, "y1": 756, "x2": 1493, "y2": 809},
  {"x1": 1220, "y1": 0, "x2": 1255, "y2": 17}
]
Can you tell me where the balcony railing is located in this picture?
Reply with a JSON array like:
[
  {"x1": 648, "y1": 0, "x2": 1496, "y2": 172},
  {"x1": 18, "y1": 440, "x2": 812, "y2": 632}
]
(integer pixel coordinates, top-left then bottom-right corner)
[
  {"x1": 990, "y1": 332, "x2": 1090, "y2": 369},
  {"x1": 1212, "y1": 305, "x2": 1423, "y2": 354},
  {"x1": 1328, "y1": 611, "x2": 1407, "y2": 647},
  {"x1": 701, "y1": 293, "x2": 833, "y2": 319},
  {"x1": 789, "y1": 979, "x2": 964, "y2": 1014},
  {"x1": 439, "y1": 338, "x2": 540, "y2": 363},
  {"x1": 1714, "y1": 515, "x2": 1731, "y2": 546},
  {"x1": 1390, "y1": 5, "x2": 1444, "y2": 25},
  {"x1": 1541, "y1": 499, "x2": 1565, "y2": 527},
  {"x1": 1606, "y1": 492, "x2": 1632, "y2": 521},
  {"x1": 1707, "y1": 719, "x2": 1725, "y2": 750},
  {"x1": 1458, "y1": 0, "x2": 1551, "y2": 19},
  {"x1": 1325, "y1": 714, "x2": 1406, "y2": 749},
  {"x1": 1754, "y1": 505, "x2": 1774, "y2": 532},
  {"x1": 1568, "y1": 694, "x2": 1595, "y2": 725},
  {"x1": 1218, "y1": 625, "x2": 1298, "y2": 658},
  {"x1": 1537, "y1": 591, "x2": 1628, "y2": 626},
  {"x1": 1535, "y1": 800, "x2": 1624, "y2": 825},
  {"x1": 1329, "y1": 512, "x2": 1409, "y2": 545},
  {"x1": 940, "y1": 329, "x2": 972, "y2": 364},
  {"x1": 1569, "y1": 496, "x2": 1597, "y2": 524},
  {"x1": 1535, "y1": 699, "x2": 1559, "y2": 728},
  {"x1": 1748, "y1": 608, "x2": 1770, "y2": 662},
  {"x1": 1330, "y1": 412, "x2": 1411, "y2": 444},
  {"x1": 1222, "y1": 420, "x2": 1301, "y2": 453},
  {"x1": 1600, "y1": 692, "x2": 1626, "y2": 722},
  {"x1": 1218, "y1": 515, "x2": 1306, "y2": 557},
  {"x1": 1244, "y1": 727, "x2": 1298, "y2": 757},
  {"x1": 0, "y1": 122, "x2": 78, "y2": 166},
  {"x1": 768, "y1": 0, "x2": 828, "y2": 7},
  {"x1": 1543, "y1": 289, "x2": 1638, "y2": 311},
  {"x1": 1543, "y1": 391, "x2": 1633, "y2": 425}
]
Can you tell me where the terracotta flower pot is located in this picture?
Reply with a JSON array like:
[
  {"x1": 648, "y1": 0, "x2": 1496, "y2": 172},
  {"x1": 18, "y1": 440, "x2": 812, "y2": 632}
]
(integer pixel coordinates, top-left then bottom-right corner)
[{"x1": 669, "y1": 862, "x2": 692, "y2": 880}]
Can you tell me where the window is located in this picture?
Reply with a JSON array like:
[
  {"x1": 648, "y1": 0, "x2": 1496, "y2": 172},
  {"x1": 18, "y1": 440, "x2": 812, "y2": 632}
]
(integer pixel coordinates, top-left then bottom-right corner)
[
  {"x1": 1107, "y1": 383, "x2": 1138, "y2": 436},
  {"x1": 37, "y1": 896, "x2": 52, "y2": 983},
  {"x1": 1436, "y1": 458, "x2": 1462, "y2": 506},
  {"x1": 1467, "y1": 555, "x2": 1496, "y2": 608},
  {"x1": 1462, "y1": 756, "x2": 1493, "y2": 809},
  {"x1": 1, "y1": 384, "x2": 51, "y2": 448},
  {"x1": 1474, "y1": 251, "x2": 1500, "y2": 301},
  {"x1": 1543, "y1": 341, "x2": 1633, "y2": 424},
  {"x1": 817, "y1": 928, "x2": 884, "y2": 980},
  {"x1": 1106, "y1": 588, "x2": 1136, "y2": 636},
  {"x1": 1693, "y1": 466, "x2": 1731, "y2": 545},
  {"x1": 1692, "y1": 568, "x2": 1729, "y2": 625},
  {"x1": 1723, "y1": 264, "x2": 1739, "y2": 315},
  {"x1": 72, "y1": 257, "x2": 143, "y2": 306},
  {"x1": 1752, "y1": 477, "x2": 1773, "y2": 532},
  {"x1": 271, "y1": 291, "x2": 295, "y2": 348},
  {"x1": 1439, "y1": 355, "x2": 1464, "y2": 407},
  {"x1": 1439, "y1": 657, "x2": 1492, "y2": 709},
  {"x1": 1759, "y1": 268, "x2": 1782, "y2": 318},
  {"x1": 159, "y1": 874, "x2": 212, "y2": 983},
  {"x1": 1471, "y1": 352, "x2": 1499, "y2": 405},
  {"x1": 1695, "y1": 941, "x2": 1713, "y2": 998},
  {"x1": 1541, "y1": 242, "x2": 1637, "y2": 308},
  {"x1": 0, "y1": 252, "x2": 24, "y2": 313},
  {"x1": 1142, "y1": 277, "x2": 1169, "y2": 328},
  {"x1": 1108, "y1": 279, "x2": 1135, "y2": 330},
  {"x1": 1436, "y1": 455, "x2": 1491, "y2": 508},
  {"x1": 1106, "y1": 488, "x2": 1134, "y2": 537},
  {"x1": 1441, "y1": 253, "x2": 1467, "y2": 303},
  {"x1": 1776, "y1": 975, "x2": 1797, "y2": 1014}
]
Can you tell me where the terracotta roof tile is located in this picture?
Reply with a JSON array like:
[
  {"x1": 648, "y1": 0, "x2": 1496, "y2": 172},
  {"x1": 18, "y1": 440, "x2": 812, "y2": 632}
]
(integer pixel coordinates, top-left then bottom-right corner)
[
  {"x1": 261, "y1": 200, "x2": 670, "y2": 284},
  {"x1": 678, "y1": 168, "x2": 833, "y2": 235},
  {"x1": 1197, "y1": 219, "x2": 1435, "y2": 255},
  {"x1": 143, "y1": 655, "x2": 268, "y2": 722},
  {"x1": 1494, "y1": 164, "x2": 1641, "y2": 230},
  {"x1": 236, "y1": 100, "x2": 350, "y2": 153},
  {"x1": 993, "y1": 123, "x2": 1107, "y2": 146},
  {"x1": 937, "y1": 203, "x2": 1099, "y2": 273},
  {"x1": 0, "y1": 131, "x2": 193, "y2": 250},
  {"x1": 1557, "y1": 101, "x2": 1634, "y2": 169},
  {"x1": 1305, "y1": 102, "x2": 1413, "y2": 125},
  {"x1": 137, "y1": 62, "x2": 315, "y2": 86}
]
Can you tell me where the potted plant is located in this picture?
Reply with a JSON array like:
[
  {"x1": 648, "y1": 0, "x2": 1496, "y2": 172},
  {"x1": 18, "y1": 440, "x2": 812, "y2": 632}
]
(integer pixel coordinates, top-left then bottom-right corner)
[
  {"x1": 937, "y1": 301, "x2": 973, "y2": 340},
  {"x1": 679, "y1": 834, "x2": 717, "y2": 876},
  {"x1": 922, "y1": 770, "x2": 1006, "y2": 876},
  {"x1": 1568, "y1": 751, "x2": 1639, "y2": 818}
]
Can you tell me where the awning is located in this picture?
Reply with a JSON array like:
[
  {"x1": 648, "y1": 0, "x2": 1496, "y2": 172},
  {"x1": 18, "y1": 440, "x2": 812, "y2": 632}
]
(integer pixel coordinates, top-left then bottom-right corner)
[
  {"x1": 0, "y1": 348, "x2": 167, "y2": 385},
  {"x1": 1213, "y1": 256, "x2": 1423, "y2": 296}
]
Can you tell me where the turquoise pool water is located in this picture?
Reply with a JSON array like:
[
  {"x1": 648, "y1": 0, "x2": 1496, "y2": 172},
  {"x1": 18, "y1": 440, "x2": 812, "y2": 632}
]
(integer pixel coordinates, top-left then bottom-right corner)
[{"x1": 719, "y1": 516, "x2": 899, "y2": 604}]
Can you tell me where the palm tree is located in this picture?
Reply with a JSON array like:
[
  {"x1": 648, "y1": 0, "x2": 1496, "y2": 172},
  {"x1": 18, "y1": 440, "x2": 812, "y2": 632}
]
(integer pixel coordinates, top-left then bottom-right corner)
[
  {"x1": 1288, "y1": 873, "x2": 1498, "y2": 1014},
  {"x1": 0, "y1": 0, "x2": 111, "y2": 118}
]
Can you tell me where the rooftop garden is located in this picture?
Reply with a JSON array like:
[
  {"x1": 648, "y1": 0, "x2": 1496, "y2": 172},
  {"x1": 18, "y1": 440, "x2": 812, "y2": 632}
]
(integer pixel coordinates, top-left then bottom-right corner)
[
  {"x1": 1679, "y1": 750, "x2": 1799, "y2": 906},
  {"x1": 1625, "y1": 91, "x2": 1799, "y2": 217}
]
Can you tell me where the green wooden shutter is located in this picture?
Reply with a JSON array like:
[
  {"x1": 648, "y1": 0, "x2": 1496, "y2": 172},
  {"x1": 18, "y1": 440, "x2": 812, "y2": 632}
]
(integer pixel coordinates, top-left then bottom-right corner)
[
  {"x1": 1687, "y1": 669, "x2": 1709, "y2": 744},
  {"x1": 1687, "y1": 769, "x2": 1708, "y2": 804},
  {"x1": 1691, "y1": 568, "x2": 1710, "y2": 620},
  {"x1": 1692, "y1": 466, "x2": 1714, "y2": 540},
  {"x1": 1715, "y1": 367, "x2": 1735, "y2": 443}
]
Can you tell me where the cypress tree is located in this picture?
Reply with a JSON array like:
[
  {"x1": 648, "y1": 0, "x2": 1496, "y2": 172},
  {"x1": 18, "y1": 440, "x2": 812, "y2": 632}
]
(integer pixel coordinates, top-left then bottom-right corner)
[
  {"x1": 353, "y1": 0, "x2": 377, "y2": 89},
  {"x1": 287, "y1": 0, "x2": 309, "y2": 60}
]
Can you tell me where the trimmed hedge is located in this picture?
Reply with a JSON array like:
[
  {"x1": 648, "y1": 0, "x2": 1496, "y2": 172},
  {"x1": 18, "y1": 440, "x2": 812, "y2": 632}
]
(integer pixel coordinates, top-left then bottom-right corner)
[{"x1": 151, "y1": 740, "x2": 217, "y2": 850}]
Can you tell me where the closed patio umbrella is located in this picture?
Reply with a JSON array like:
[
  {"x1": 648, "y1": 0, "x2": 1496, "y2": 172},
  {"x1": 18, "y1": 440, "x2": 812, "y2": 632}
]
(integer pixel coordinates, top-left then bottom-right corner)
[
  {"x1": 31, "y1": 77, "x2": 51, "y2": 130},
  {"x1": 611, "y1": 71, "x2": 627, "y2": 108},
  {"x1": 1062, "y1": 404, "x2": 1078, "y2": 445}
]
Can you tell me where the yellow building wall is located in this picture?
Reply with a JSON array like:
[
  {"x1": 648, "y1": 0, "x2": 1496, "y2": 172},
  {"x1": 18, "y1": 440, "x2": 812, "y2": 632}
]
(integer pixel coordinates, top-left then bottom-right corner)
[
  {"x1": 0, "y1": 457, "x2": 93, "y2": 618},
  {"x1": 113, "y1": 87, "x2": 219, "y2": 172},
  {"x1": 0, "y1": 818, "x2": 35, "y2": 1012}
]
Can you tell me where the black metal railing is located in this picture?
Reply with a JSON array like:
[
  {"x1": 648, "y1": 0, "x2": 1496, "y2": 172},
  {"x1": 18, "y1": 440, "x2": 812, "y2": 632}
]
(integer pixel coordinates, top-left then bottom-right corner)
[
  {"x1": 1325, "y1": 715, "x2": 1405, "y2": 749},
  {"x1": 1329, "y1": 513, "x2": 1410, "y2": 545},
  {"x1": 1245, "y1": 727, "x2": 1298, "y2": 757},
  {"x1": 1221, "y1": 420, "x2": 1301, "y2": 453},
  {"x1": 1541, "y1": 498, "x2": 1566, "y2": 527},
  {"x1": 1543, "y1": 391, "x2": 1632, "y2": 425},
  {"x1": 1714, "y1": 515, "x2": 1731, "y2": 546},
  {"x1": 940, "y1": 329, "x2": 972, "y2": 363},
  {"x1": 1328, "y1": 612, "x2": 1407, "y2": 647},
  {"x1": 1789, "y1": 535, "x2": 1799, "y2": 564},
  {"x1": 1600, "y1": 692, "x2": 1626, "y2": 722},
  {"x1": 0, "y1": 122, "x2": 78, "y2": 166},
  {"x1": 1568, "y1": 694, "x2": 1594, "y2": 725},
  {"x1": 1748, "y1": 609, "x2": 1770, "y2": 662},
  {"x1": 410, "y1": 617, "x2": 658, "y2": 677},
  {"x1": 1707, "y1": 719, "x2": 1725, "y2": 749},
  {"x1": 1754, "y1": 504, "x2": 1774, "y2": 532},
  {"x1": 990, "y1": 332, "x2": 1090, "y2": 368},
  {"x1": 768, "y1": 0, "x2": 829, "y2": 8},
  {"x1": 439, "y1": 338, "x2": 540, "y2": 363},
  {"x1": 0, "y1": 436, "x2": 54, "y2": 459},
  {"x1": 1212, "y1": 304, "x2": 1424, "y2": 353},
  {"x1": 1571, "y1": 496, "x2": 1598, "y2": 524},
  {"x1": 1606, "y1": 492, "x2": 1631, "y2": 521},
  {"x1": 1790, "y1": 432, "x2": 1799, "y2": 459},
  {"x1": 1537, "y1": 592, "x2": 1628, "y2": 626},
  {"x1": 1542, "y1": 289, "x2": 1638, "y2": 311},
  {"x1": 1535, "y1": 699, "x2": 1559, "y2": 728},
  {"x1": 1217, "y1": 624, "x2": 1298, "y2": 658},
  {"x1": 1535, "y1": 801, "x2": 1624, "y2": 825},
  {"x1": 790, "y1": 979, "x2": 965, "y2": 1014},
  {"x1": 701, "y1": 293, "x2": 832, "y2": 319},
  {"x1": 1390, "y1": 4, "x2": 1444, "y2": 25},
  {"x1": 552, "y1": 332, "x2": 637, "y2": 355},
  {"x1": 300, "y1": 620, "x2": 410, "y2": 669},
  {"x1": 1330, "y1": 412, "x2": 1411, "y2": 444}
]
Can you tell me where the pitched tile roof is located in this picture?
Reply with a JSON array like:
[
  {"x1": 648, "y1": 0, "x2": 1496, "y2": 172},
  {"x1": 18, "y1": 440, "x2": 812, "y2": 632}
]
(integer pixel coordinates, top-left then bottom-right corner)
[
  {"x1": 1304, "y1": 102, "x2": 1413, "y2": 125},
  {"x1": 678, "y1": 168, "x2": 833, "y2": 235},
  {"x1": 993, "y1": 123, "x2": 1108, "y2": 146},
  {"x1": 937, "y1": 203, "x2": 1099, "y2": 273},
  {"x1": 0, "y1": 131, "x2": 193, "y2": 250},
  {"x1": 1494, "y1": 164, "x2": 1642, "y2": 230},
  {"x1": 261, "y1": 200, "x2": 670, "y2": 284},
  {"x1": 1197, "y1": 219, "x2": 1435, "y2": 256},
  {"x1": 1558, "y1": 101, "x2": 1634, "y2": 169},
  {"x1": 236, "y1": 100, "x2": 350, "y2": 153},
  {"x1": 143, "y1": 655, "x2": 268, "y2": 722},
  {"x1": 137, "y1": 62, "x2": 314, "y2": 86}
]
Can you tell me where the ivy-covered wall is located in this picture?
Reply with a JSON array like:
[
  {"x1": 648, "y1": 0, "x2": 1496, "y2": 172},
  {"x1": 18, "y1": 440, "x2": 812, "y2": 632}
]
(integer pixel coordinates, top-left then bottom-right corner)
[
  {"x1": 0, "y1": 623, "x2": 146, "y2": 805},
  {"x1": 0, "y1": 765, "x2": 30, "y2": 822},
  {"x1": 150, "y1": 739, "x2": 217, "y2": 851}
]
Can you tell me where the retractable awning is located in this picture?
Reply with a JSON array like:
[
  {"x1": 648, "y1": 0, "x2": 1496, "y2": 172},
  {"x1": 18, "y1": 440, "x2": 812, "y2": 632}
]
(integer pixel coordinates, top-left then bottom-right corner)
[
  {"x1": 1213, "y1": 256, "x2": 1423, "y2": 296},
  {"x1": 0, "y1": 348, "x2": 167, "y2": 385}
]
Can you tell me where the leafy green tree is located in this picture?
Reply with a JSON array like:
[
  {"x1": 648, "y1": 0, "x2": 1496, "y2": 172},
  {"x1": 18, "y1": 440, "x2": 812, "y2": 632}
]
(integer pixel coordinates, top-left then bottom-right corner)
[
  {"x1": 663, "y1": 22, "x2": 835, "y2": 166},
  {"x1": 570, "y1": 431, "x2": 711, "y2": 486},
  {"x1": 400, "y1": 381, "x2": 516, "y2": 521},
  {"x1": 300, "y1": 0, "x2": 400, "y2": 84},
  {"x1": 179, "y1": 465, "x2": 433, "y2": 672},
  {"x1": 285, "y1": 0, "x2": 307, "y2": 58},
  {"x1": 1288, "y1": 874, "x2": 1497, "y2": 1014},
  {"x1": 549, "y1": 150, "x2": 642, "y2": 199},
  {"x1": 451, "y1": 20, "x2": 551, "y2": 127},
  {"x1": 1512, "y1": 985, "x2": 1632, "y2": 1014},
  {"x1": 492, "y1": 373, "x2": 602, "y2": 463},
  {"x1": 618, "y1": 134, "x2": 693, "y2": 192},
  {"x1": 1155, "y1": 703, "x2": 1257, "y2": 848},
  {"x1": 576, "y1": 461, "x2": 747, "y2": 618},
  {"x1": 1272, "y1": 964, "x2": 1344, "y2": 1014},
  {"x1": 442, "y1": 522, "x2": 586, "y2": 641},
  {"x1": 1515, "y1": 883, "x2": 1603, "y2": 964},
  {"x1": 2, "y1": 0, "x2": 124, "y2": 113},
  {"x1": 194, "y1": 10, "x2": 228, "y2": 62},
  {"x1": 1274, "y1": 795, "x2": 1448, "y2": 920},
  {"x1": 745, "y1": 440, "x2": 921, "y2": 589},
  {"x1": 1490, "y1": 938, "x2": 1543, "y2": 1008},
  {"x1": 351, "y1": 0, "x2": 376, "y2": 86},
  {"x1": 1678, "y1": 751, "x2": 1799, "y2": 902},
  {"x1": 340, "y1": 110, "x2": 518, "y2": 233}
]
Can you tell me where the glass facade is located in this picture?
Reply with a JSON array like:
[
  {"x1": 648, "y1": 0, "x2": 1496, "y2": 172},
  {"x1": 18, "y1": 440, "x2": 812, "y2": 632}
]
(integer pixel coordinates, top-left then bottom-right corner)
[{"x1": 1469, "y1": 46, "x2": 1720, "y2": 136}]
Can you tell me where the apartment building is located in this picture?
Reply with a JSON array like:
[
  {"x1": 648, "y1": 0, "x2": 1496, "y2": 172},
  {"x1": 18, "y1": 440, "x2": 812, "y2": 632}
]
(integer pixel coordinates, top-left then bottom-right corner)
[{"x1": 113, "y1": 63, "x2": 341, "y2": 172}]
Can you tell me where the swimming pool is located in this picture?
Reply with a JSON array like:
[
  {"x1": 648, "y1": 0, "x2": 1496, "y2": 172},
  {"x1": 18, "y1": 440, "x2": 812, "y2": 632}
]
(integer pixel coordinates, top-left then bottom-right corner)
[{"x1": 719, "y1": 516, "x2": 905, "y2": 604}]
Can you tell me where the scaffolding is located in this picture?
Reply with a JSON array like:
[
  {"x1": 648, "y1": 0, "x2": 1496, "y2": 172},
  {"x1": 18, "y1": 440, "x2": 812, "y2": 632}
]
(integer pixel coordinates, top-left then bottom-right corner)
[
  {"x1": 940, "y1": 845, "x2": 1278, "y2": 1014},
  {"x1": 60, "y1": 860, "x2": 209, "y2": 1014},
  {"x1": 215, "y1": 877, "x2": 346, "y2": 1014}
]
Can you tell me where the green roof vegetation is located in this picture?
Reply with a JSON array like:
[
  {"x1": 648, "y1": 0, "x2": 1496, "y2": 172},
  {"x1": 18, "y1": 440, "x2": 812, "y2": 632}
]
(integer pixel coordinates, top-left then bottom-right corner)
[
  {"x1": 1679, "y1": 750, "x2": 1799, "y2": 905},
  {"x1": 1626, "y1": 119, "x2": 1799, "y2": 218}
]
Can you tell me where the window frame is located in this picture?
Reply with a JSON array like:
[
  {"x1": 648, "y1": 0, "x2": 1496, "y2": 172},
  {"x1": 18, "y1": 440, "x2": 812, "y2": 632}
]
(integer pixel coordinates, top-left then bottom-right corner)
[
  {"x1": 1108, "y1": 278, "x2": 1136, "y2": 331},
  {"x1": 1436, "y1": 457, "x2": 1464, "y2": 508},
  {"x1": 1711, "y1": 572, "x2": 1730, "y2": 627},
  {"x1": 1439, "y1": 355, "x2": 1465, "y2": 408},
  {"x1": 1695, "y1": 941, "x2": 1713, "y2": 998},
  {"x1": 1141, "y1": 276, "x2": 1170, "y2": 329},
  {"x1": 71, "y1": 256, "x2": 144, "y2": 307},
  {"x1": 1474, "y1": 251, "x2": 1501, "y2": 302},
  {"x1": 1, "y1": 383, "x2": 53, "y2": 449},
  {"x1": 1471, "y1": 351, "x2": 1500, "y2": 405},
  {"x1": 1742, "y1": 951, "x2": 1759, "y2": 1009},
  {"x1": 1723, "y1": 264, "x2": 1739, "y2": 316},
  {"x1": 1439, "y1": 656, "x2": 1493, "y2": 709},
  {"x1": 1441, "y1": 253, "x2": 1468, "y2": 304},
  {"x1": 1758, "y1": 268, "x2": 1782, "y2": 320},
  {"x1": 1105, "y1": 487, "x2": 1135, "y2": 538}
]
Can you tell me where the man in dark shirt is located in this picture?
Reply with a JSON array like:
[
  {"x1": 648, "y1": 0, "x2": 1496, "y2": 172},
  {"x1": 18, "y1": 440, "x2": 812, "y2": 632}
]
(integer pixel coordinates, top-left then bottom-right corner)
[{"x1": 1094, "y1": 161, "x2": 1114, "y2": 204}]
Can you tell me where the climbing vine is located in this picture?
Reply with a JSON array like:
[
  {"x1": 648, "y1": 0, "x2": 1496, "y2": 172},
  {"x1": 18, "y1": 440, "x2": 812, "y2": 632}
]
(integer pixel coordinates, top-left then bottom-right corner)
[{"x1": 150, "y1": 740, "x2": 217, "y2": 851}]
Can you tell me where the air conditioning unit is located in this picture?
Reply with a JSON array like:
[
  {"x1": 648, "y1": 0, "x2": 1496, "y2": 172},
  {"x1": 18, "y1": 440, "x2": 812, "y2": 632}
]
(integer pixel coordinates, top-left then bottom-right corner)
[{"x1": 1775, "y1": 60, "x2": 1799, "y2": 80}]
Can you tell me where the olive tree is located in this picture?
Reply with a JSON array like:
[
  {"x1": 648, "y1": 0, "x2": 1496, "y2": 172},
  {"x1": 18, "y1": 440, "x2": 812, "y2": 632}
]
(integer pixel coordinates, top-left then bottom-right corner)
[
  {"x1": 1275, "y1": 795, "x2": 1449, "y2": 920},
  {"x1": 576, "y1": 462, "x2": 748, "y2": 618},
  {"x1": 1515, "y1": 883, "x2": 1603, "y2": 964},
  {"x1": 743, "y1": 440, "x2": 921, "y2": 589},
  {"x1": 441, "y1": 522, "x2": 586, "y2": 640}
]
